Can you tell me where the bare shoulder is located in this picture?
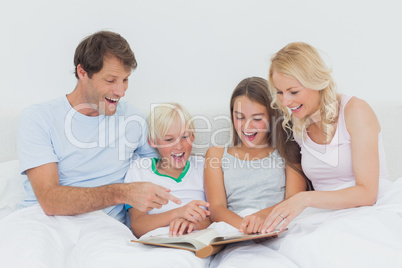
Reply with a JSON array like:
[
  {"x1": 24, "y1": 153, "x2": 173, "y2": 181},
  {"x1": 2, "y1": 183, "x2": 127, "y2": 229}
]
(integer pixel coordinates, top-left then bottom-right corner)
[
  {"x1": 344, "y1": 96, "x2": 380, "y2": 132},
  {"x1": 344, "y1": 96, "x2": 373, "y2": 114},
  {"x1": 205, "y1": 146, "x2": 225, "y2": 158},
  {"x1": 205, "y1": 146, "x2": 225, "y2": 170}
]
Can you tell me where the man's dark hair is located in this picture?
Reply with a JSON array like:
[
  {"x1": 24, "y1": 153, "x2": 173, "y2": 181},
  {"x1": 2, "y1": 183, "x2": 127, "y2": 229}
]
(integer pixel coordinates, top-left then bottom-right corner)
[{"x1": 74, "y1": 31, "x2": 137, "y2": 78}]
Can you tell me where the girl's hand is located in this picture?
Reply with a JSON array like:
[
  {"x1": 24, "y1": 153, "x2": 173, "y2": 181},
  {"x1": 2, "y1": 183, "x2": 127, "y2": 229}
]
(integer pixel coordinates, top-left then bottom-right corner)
[
  {"x1": 177, "y1": 200, "x2": 210, "y2": 223},
  {"x1": 239, "y1": 212, "x2": 265, "y2": 234},
  {"x1": 169, "y1": 218, "x2": 196, "y2": 235},
  {"x1": 261, "y1": 192, "x2": 308, "y2": 233}
]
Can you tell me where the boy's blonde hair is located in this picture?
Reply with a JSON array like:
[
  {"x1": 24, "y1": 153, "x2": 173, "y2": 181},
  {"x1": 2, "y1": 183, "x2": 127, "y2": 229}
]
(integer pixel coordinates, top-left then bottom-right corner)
[{"x1": 147, "y1": 103, "x2": 195, "y2": 143}]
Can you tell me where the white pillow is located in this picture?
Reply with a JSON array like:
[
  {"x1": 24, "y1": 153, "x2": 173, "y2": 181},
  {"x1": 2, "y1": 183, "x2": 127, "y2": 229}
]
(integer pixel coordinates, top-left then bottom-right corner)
[
  {"x1": 0, "y1": 160, "x2": 26, "y2": 219},
  {"x1": 370, "y1": 101, "x2": 402, "y2": 181}
]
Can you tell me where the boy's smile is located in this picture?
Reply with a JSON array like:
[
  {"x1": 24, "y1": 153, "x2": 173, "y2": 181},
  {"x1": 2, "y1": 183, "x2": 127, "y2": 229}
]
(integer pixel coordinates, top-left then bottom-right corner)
[{"x1": 149, "y1": 116, "x2": 194, "y2": 175}]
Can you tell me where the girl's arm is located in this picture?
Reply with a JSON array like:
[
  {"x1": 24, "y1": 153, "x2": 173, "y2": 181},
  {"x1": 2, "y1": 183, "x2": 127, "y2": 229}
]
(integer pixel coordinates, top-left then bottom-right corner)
[
  {"x1": 240, "y1": 163, "x2": 307, "y2": 234},
  {"x1": 262, "y1": 97, "x2": 381, "y2": 232},
  {"x1": 204, "y1": 146, "x2": 244, "y2": 229},
  {"x1": 284, "y1": 163, "x2": 308, "y2": 198},
  {"x1": 129, "y1": 199, "x2": 209, "y2": 238}
]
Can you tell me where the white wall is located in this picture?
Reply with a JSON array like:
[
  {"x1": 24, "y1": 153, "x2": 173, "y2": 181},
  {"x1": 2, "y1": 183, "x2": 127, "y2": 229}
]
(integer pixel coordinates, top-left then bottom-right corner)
[{"x1": 1, "y1": 0, "x2": 401, "y2": 114}]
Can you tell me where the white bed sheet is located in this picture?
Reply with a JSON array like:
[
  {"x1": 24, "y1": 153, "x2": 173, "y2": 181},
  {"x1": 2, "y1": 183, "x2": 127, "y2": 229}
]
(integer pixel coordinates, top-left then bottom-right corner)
[
  {"x1": 2, "y1": 171, "x2": 401, "y2": 268},
  {"x1": 0, "y1": 204, "x2": 210, "y2": 268},
  {"x1": 210, "y1": 178, "x2": 402, "y2": 268},
  {"x1": 279, "y1": 178, "x2": 402, "y2": 267}
]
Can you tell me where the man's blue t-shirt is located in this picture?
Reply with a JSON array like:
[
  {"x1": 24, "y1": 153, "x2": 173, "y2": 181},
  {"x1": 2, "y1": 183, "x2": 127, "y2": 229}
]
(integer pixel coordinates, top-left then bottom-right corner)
[{"x1": 17, "y1": 96, "x2": 156, "y2": 222}]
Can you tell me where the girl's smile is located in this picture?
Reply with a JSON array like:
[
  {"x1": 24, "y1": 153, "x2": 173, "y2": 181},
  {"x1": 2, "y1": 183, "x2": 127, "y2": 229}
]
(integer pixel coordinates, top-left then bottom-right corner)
[{"x1": 233, "y1": 95, "x2": 270, "y2": 148}]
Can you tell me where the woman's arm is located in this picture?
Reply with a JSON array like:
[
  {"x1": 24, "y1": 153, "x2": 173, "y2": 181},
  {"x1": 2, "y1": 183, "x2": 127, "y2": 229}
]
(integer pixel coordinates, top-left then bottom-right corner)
[
  {"x1": 204, "y1": 146, "x2": 244, "y2": 229},
  {"x1": 306, "y1": 97, "x2": 380, "y2": 208},
  {"x1": 262, "y1": 97, "x2": 381, "y2": 232}
]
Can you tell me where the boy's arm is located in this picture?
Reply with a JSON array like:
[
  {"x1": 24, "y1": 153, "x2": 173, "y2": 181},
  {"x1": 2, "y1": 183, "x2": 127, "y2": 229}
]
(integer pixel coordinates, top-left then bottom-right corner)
[
  {"x1": 129, "y1": 200, "x2": 209, "y2": 238},
  {"x1": 204, "y1": 147, "x2": 244, "y2": 229},
  {"x1": 169, "y1": 215, "x2": 212, "y2": 235},
  {"x1": 194, "y1": 216, "x2": 212, "y2": 230},
  {"x1": 129, "y1": 207, "x2": 179, "y2": 238},
  {"x1": 27, "y1": 163, "x2": 180, "y2": 216}
]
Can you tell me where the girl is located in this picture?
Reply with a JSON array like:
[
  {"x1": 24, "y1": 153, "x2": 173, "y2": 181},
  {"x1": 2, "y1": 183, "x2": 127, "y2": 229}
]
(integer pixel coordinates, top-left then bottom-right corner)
[{"x1": 204, "y1": 77, "x2": 306, "y2": 267}]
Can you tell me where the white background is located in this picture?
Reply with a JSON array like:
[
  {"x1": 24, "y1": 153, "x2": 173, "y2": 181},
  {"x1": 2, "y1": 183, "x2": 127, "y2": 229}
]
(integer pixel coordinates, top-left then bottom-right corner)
[{"x1": 1, "y1": 0, "x2": 401, "y2": 114}]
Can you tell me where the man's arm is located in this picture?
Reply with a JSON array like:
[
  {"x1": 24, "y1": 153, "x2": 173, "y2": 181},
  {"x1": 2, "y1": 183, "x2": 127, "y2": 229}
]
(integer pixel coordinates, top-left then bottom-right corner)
[{"x1": 27, "y1": 163, "x2": 181, "y2": 216}]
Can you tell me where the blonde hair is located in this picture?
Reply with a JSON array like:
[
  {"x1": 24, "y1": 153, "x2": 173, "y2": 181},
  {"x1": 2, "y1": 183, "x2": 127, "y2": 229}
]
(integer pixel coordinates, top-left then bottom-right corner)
[
  {"x1": 268, "y1": 42, "x2": 338, "y2": 142},
  {"x1": 147, "y1": 103, "x2": 195, "y2": 143}
]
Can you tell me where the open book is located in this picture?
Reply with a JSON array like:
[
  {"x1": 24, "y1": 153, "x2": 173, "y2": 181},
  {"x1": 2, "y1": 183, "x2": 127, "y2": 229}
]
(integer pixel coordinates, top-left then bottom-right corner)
[{"x1": 131, "y1": 228, "x2": 286, "y2": 258}]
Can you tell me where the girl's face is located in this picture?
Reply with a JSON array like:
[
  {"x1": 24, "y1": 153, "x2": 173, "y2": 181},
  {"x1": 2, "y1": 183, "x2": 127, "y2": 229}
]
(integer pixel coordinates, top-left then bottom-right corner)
[
  {"x1": 149, "y1": 117, "x2": 194, "y2": 171},
  {"x1": 233, "y1": 95, "x2": 270, "y2": 148},
  {"x1": 272, "y1": 72, "x2": 320, "y2": 119}
]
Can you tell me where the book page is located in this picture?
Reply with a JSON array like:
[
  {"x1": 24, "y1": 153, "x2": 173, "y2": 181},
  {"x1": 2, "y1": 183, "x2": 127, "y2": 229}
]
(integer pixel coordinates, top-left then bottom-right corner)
[
  {"x1": 188, "y1": 229, "x2": 221, "y2": 246},
  {"x1": 138, "y1": 228, "x2": 221, "y2": 251}
]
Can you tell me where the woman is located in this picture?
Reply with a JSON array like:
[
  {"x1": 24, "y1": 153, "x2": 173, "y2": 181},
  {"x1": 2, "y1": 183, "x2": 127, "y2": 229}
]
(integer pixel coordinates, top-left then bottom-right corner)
[{"x1": 260, "y1": 42, "x2": 402, "y2": 268}]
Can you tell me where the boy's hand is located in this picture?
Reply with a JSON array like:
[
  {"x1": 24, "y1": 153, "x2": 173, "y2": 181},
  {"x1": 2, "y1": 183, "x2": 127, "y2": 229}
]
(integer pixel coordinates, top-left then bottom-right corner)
[
  {"x1": 177, "y1": 200, "x2": 210, "y2": 223},
  {"x1": 169, "y1": 218, "x2": 196, "y2": 235}
]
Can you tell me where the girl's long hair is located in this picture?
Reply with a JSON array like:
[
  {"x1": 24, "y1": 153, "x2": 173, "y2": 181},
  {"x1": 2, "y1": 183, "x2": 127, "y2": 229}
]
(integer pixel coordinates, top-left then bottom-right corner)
[{"x1": 230, "y1": 77, "x2": 309, "y2": 188}]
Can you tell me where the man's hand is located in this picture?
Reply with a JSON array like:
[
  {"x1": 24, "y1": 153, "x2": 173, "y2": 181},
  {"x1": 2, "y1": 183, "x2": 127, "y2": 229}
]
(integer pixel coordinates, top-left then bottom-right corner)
[{"x1": 124, "y1": 182, "x2": 181, "y2": 212}]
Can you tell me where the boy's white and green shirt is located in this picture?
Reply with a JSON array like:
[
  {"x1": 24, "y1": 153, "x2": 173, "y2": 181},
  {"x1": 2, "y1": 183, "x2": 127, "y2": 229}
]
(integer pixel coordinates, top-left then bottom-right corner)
[{"x1": 124, "y1": 156, "x2": 206, "y2": 213}]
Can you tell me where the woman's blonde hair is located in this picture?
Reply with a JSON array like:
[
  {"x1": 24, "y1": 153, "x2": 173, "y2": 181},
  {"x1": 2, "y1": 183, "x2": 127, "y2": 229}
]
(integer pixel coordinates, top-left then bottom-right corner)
[
  {"x1": 147, "y1": 103, "x2": 195, "y2": 143},
  {"x1": 268, "y1": 42, "x2": 338, "y2": 142}
]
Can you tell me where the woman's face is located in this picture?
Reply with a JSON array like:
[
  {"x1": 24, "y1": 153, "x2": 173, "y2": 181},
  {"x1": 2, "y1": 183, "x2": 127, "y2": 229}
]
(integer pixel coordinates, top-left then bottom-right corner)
[{"x1": 272, "y1": 72, "x2": 321, "y2": 119}]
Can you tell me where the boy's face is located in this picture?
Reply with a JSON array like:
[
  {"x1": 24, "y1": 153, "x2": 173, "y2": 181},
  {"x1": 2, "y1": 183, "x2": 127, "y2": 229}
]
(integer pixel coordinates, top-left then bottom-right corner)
[{"x1": 149, "y1": 117, "x2": 194, "y2": 170}]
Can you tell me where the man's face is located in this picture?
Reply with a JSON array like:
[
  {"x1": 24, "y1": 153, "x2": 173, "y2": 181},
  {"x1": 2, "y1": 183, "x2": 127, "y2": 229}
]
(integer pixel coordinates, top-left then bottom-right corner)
[{"x1": 81, "y1": 56, "x2": 131, "y2": 116}]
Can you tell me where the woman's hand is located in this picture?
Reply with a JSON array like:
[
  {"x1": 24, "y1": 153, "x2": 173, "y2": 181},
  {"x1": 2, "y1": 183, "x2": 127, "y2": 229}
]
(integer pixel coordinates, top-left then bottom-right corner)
[
  {"x1": 176, "y1": 200, "x2": 210, "y2": 223},
  {"x1": 261, "y1": 192, "x2": 309, "y2": 233},
  {"x1": 169, "y1": 218, "x2": 196, "y2": 235}
]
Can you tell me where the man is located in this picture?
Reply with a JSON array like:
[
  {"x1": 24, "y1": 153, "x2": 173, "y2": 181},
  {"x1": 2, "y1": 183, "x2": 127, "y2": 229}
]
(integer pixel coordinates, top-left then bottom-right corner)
[
  {"x1": 0, "y1": 31, "x2": 210, "y2": 267},
  {"x1": 18, "y1": 31, "x2": 180, "y2": 223}
]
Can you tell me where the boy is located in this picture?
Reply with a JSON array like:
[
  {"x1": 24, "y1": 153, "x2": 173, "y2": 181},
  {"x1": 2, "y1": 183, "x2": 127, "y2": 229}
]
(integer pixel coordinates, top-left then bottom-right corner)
[{"x1": 125, "y1": 103, "x2": 211, "y2": 238}]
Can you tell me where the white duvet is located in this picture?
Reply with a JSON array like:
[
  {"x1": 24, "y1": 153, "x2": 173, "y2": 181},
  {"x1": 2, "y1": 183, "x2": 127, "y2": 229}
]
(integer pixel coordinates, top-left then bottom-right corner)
[
  {"x1": 1, "y1": 178, "x2": 402, "y2": 268},
  {"x1": 211, "y1": 178, "x2": 402, "y2": 268},
  {"x1": 0, "y1": 205, "x2": 209, "y2": 268}
]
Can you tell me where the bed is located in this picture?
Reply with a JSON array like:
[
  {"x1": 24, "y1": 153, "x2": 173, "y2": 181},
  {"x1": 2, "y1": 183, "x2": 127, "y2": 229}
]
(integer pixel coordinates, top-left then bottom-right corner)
[{"x1": 1, "y1": 102, "x2": 402, "y2": 267}]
